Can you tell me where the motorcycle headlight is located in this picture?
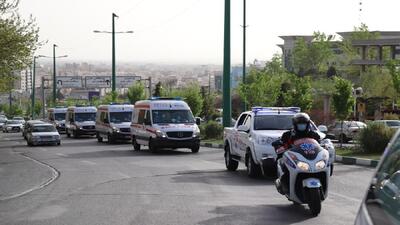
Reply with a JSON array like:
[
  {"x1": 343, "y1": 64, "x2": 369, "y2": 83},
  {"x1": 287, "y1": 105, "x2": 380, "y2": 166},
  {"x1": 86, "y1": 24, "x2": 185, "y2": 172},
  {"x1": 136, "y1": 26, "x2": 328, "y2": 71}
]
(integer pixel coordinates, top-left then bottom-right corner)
[
  {"x1": 297, "y1": 161, "x2": 310, "y2": 171},
  {"x1": 315, "y1": 160, "x2": 326, "y2": 170},
  {"x1": 156, "y1": 130, "x2": 166, "y2": 138}
]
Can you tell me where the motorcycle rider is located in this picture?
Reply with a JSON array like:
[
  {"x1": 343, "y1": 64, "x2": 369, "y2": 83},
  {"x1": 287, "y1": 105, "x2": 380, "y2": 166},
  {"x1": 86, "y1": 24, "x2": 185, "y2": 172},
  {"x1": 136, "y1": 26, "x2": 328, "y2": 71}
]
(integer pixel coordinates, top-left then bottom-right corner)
[{"x1": 275, "y1": 112, "x2": 321, "y2": 194}]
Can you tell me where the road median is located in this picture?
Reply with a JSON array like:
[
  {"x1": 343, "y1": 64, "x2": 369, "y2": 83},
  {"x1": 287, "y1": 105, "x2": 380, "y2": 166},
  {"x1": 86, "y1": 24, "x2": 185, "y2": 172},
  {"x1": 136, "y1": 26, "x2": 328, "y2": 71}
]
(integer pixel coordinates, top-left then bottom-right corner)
[{"x1": 201, "y1": 142, "x2": 380, "y2": 168}]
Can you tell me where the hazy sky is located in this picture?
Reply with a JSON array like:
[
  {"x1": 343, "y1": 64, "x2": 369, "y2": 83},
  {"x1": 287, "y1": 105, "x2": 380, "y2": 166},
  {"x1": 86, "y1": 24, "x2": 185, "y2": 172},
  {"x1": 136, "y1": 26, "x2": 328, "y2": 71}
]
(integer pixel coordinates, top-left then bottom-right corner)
[{"x1": 19, "y1": 0, "x2": 400, "y2": 64}]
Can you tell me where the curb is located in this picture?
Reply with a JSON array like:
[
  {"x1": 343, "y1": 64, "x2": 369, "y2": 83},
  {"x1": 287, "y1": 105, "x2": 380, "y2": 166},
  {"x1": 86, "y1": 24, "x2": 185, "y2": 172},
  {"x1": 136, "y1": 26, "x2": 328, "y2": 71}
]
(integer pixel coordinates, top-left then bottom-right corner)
[{"x1": 201, "y1": 142, "x2": 380, "y2": 168}]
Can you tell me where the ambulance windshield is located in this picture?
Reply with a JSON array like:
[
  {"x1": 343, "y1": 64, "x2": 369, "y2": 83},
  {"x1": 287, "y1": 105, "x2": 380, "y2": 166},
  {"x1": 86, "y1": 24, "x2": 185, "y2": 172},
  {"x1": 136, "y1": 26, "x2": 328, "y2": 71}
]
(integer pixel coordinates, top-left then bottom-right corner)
[{"x1": 152, "y1": 110, "x2": 195, "y2": 124}]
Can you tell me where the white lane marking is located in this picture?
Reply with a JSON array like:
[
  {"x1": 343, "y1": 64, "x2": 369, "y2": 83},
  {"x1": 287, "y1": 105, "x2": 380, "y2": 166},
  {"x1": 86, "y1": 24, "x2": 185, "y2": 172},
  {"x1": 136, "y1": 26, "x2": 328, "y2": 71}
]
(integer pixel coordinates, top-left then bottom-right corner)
[
  {"x1": 117, "y1": 172, "x2": 130, "y2": 179},
  {"x1": 0, "y1": 153, "x2": 60, "y2": 201},
  {"x1": 39, "y1": 148, "x2": 48, "y2": 152},
  {"x1": 56, "y1": 153, "x2": 67, "y2": 157},
  {"x1": 80, "y1": 160, "x2": 96, "y2": 165},
  {"x1": 330, "y1": 191, "x2": 360, "y2": 203}
]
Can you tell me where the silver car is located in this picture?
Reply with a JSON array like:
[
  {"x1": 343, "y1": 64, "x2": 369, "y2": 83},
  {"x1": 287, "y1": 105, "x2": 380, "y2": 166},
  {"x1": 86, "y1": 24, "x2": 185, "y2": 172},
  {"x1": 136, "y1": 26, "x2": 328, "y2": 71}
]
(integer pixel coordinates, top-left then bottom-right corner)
[
  {"x1": 26, "y1": 123, "x2": 61, "y2": 146},
  {"x1": 373, "y1": 120, "x2": 400, "y2": 130},
  {"x1": 328, "y1": 121, "x2": 367, "y2": 143},
  {"x1": 2, "y1": 120, "x2": 23, "y2": 133}
]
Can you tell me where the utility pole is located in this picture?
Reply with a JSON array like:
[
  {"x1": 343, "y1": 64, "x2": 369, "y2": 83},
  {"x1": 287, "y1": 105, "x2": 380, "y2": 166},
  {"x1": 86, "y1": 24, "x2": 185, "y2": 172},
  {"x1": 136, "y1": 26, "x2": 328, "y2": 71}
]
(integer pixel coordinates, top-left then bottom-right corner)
[
  {"x1": 41, "y1": 77, "x2": 45, "y2": 119},
  {"x1": 32, "y1": 56, "x2": 37, "y2": 119},
  {"x1": 112, "y1": 13, "x2": 117, "y2": 95},
  {"x1": 53, "y1": 44, "x2": 57, "y2": 106},
  {"x1": 93, "y1": 14, "x2": 133, "y2": 101},
  {"x1": 223, "y1": 0, "x2": 231, "y2": 128},
  {"x1": 242, "y1": 0, "x2": 247, "y2": 111}
]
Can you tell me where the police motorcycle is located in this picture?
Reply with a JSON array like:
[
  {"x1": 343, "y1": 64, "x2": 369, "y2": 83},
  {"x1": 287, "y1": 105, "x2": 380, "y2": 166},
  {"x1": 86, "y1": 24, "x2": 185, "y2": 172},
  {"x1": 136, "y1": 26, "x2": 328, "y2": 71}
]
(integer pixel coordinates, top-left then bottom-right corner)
[{"x1": 272, "y1": 138, "x2": 330, "y2": 216}]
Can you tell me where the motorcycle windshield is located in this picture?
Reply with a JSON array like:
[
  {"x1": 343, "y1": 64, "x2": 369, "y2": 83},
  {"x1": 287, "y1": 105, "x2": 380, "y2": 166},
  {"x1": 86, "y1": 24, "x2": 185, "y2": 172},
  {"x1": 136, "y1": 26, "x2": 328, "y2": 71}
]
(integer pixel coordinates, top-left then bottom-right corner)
[{"x1": 291, "y1": 138, "x2": 322, "y2": 160}]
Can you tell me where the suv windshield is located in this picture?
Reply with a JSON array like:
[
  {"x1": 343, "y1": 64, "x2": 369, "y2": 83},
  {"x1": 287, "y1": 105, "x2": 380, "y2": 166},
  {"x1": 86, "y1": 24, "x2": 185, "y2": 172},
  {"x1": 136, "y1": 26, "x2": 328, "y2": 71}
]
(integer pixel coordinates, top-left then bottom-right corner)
[
  {"x1": 387, "y1": 121, "x2": 400, "y2": 127},
  {"x1": 152, "y1": 110, "x2": 195, "y2": 124},
  {"x1": 55, "y1": 113, "x2": 65, "y2": 121},
  {"x1": 254, "y1": 115, "x2": 293, "y2": 130},
  {"x1": 7, "y1": 120, "x2": 19, "y2": 124},
  {"x1": 75, "y1": 113, "x2": 96, "y2": 122},
  {"x1": 32, "y1": 125, "x2": 56, "y2": 132},
  {"x1": 110, "y1": 112, "x2": 132, "y2": 123}
]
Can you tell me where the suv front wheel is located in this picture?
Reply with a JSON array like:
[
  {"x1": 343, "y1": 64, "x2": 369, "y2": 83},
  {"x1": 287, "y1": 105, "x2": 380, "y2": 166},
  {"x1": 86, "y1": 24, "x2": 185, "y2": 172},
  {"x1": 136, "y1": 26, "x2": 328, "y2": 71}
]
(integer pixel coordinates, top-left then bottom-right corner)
[{"x1": 225, "y1": 144, "x2": 238, "y2": 171}]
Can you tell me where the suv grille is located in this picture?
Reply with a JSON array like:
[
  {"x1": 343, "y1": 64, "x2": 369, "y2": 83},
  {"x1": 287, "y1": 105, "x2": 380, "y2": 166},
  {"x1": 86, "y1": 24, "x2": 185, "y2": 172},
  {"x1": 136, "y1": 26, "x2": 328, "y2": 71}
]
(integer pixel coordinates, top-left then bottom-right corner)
[
  {"x1": 167, "y1": 131, "x2": 193, "y2": 138},
  {"x1": 120, "y1": 128, "x2": 130, "y2": 133},
  {"x1": 82, "y1": 126, "x2": 95, "y2": 130}
]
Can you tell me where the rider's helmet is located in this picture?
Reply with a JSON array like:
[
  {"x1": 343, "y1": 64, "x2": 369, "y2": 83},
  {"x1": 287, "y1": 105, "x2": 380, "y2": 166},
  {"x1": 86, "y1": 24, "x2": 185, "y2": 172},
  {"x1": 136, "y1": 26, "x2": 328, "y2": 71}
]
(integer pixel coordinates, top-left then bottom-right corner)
[{"x1": 292, "y1": 113, "x2": 311, "y2": 133}]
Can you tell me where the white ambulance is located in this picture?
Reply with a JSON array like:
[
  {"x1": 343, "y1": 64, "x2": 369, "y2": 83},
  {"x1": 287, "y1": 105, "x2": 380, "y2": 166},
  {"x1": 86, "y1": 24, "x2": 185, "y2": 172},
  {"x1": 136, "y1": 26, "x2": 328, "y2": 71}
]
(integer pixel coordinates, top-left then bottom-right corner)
[
  {"x1": 65, "y1": 106, "x2": 97, "y2": 138},
  {"x1": 95, "y1": 104, "x2": 134, "y2": 143},
  {"x1": 131, "y1": 98, "x2": 201, "y2": 153},
  {"x1": 47, "y1": 107, "x2": 67, "y2": 133}
]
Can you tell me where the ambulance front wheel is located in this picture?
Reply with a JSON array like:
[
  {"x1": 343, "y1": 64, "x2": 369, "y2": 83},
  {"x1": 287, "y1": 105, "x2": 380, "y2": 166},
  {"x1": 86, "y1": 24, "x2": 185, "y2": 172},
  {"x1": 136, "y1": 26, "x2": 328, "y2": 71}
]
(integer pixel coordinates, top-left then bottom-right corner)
[
  {"x1": 132, "y1": 136, "x2": 141, "y2": 151},
  {"x1": 191, "y1": 144, "x2": 200, "y2": 153},
  {"x1": 148, "y1": 139, "x2": 158, "y2": 153}
]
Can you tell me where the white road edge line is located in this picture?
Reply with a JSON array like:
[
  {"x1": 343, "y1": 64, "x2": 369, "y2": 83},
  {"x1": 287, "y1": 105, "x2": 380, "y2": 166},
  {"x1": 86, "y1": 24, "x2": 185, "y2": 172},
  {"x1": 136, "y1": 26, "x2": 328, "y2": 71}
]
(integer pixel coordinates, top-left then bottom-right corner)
[
  {"x1": 81, "y1": 160, "x2": 96, "y2": 165},
  {"x1": 0, "y1": 153, "x2": 60, "y2": 201},
  {"x1": 56, "y1": 153, "x2": 67, "y2": 157},
  {"x1": 330, "y1": 191, "x2": 360, "y2": 203}
]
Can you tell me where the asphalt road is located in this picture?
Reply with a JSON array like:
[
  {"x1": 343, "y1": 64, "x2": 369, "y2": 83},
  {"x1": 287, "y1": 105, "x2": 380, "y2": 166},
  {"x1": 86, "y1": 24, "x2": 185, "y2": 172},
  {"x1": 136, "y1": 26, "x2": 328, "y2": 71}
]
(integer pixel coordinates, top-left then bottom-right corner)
[{"x1": 0, "y1": 132, "x2": 375, "y2": 225}]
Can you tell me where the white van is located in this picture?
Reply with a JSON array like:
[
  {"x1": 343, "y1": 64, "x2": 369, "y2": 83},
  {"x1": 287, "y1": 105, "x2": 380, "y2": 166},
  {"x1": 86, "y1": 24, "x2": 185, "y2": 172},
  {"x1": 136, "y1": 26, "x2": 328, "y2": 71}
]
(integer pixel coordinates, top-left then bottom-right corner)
[
  {"x1": 95, "y1": 104, "x2": 134, "y2": 143},
  {"x1": 131, "y1": 98, "x2": 201, "y2": 153},
  {"x1": 47, "y1": 107, "x2": 67, "y2": 133},
  {"x1": 65, "y1": 106, "x2": 97, "y2": 138}
]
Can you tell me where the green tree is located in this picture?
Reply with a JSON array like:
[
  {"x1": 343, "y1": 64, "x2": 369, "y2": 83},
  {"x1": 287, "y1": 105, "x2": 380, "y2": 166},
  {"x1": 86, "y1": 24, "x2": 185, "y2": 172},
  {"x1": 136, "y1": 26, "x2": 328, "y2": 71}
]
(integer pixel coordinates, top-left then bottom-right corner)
[
  {"x1": 292, "y1": 32, "x2": 334, "y2": 76},
  {"x1": 180, "y1": 84, "x2": 203, "y2": 116},
  {"x1": 238, "y1": 69, "x2": 282, "y2": 107},
  {"x1": 200, "y1": 93, "x2": 215, "y2": 120},
  {"x1": 386, "y1": 60, "x2": 400, "y2": 98},
  {"x1": 153, "y1": 81, "x2": 163, "y2": 97},
  {"x1": 332, "y1": 77, "x2": 355, "y2": 145},
  {"x1": 0, "y1": 0, "x2": 41, "y2": 92},
  {"x1": 281, "y1": 74, "x2": 314, "y2": 111},
  {"x1": 127, "y1": 82, "x2": 146, "y2": 104}
]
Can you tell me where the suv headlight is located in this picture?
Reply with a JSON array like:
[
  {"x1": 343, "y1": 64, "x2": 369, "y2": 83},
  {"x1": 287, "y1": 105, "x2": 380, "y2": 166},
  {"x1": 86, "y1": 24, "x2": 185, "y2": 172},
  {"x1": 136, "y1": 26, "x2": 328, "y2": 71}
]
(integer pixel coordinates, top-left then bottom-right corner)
[
  {"x1": 156, "y1": 130, "x2": 166, "y2": 138},
  {"x1": 297, "y1": 161, "x2": 310, "y2": 171},
  {"x1": 257, "y1": 136, "x2": 275, "y2": 145},
  {"x1": 315, "y1": 160, "x2": 326, "y2": 170}
]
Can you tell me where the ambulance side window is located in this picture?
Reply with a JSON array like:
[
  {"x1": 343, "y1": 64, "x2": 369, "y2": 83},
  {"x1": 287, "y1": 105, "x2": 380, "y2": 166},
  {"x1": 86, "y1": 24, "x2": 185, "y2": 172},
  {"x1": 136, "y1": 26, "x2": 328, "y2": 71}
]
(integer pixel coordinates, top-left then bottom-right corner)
[
  {"x1": 144, "y1": 110, "x2": 151, "y2": 125},
  {"x1": 137, "y1": 110, "x2": 146, "y2": 124}
]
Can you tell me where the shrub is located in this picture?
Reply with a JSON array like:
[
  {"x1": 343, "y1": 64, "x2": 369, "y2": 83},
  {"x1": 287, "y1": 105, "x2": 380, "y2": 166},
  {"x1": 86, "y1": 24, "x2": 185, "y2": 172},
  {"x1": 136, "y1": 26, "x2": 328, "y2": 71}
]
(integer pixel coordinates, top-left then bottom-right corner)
[
  {"x1": 203, "y1": 121, "x2": 223, "y2": 139},
  {"x1": 384, "y1": 113, "x2": 400, "y2": 120},
  {"x1": 358, "y1": 123, "x2": 396, "y2": 154}
]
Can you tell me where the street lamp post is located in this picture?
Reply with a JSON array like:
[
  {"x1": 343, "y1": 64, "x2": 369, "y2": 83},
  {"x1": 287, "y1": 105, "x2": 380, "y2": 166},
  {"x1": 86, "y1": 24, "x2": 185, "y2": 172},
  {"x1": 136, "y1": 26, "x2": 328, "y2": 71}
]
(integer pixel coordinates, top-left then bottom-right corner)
[
  {"x1": 94, "y1": 13, "x2": 133, "y2": 101},
  {"x1": 222, "y1": 0, "x2": 231, "y2": 128},
  {"x1": 242, "y1": 0, "x2": 247, "y2": 112},
  {"x1": 112, "y1": 13, "x2": 117, "y2": 93},
  {"x1": 51, "y1": 45, "x2": 68, "y2": 106},
  {"x1": 53, "y1": 44, "x2": 56, "y2": 105}
]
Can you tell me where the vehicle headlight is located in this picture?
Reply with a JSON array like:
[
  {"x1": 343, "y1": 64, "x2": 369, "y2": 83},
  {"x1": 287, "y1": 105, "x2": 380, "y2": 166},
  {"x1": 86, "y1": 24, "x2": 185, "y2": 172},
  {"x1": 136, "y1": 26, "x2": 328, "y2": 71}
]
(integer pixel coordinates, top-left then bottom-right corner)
[
  {"x1": 257, "y1": 136, "x2": 275, "y2": 145},
  {"x1": 297, "y1": 161, "x2": 310, "y2": 171},
  {"x1": 53, "y1": 135, "x2": 60, "y2": 140},
  {"x1": 193, "y1": 127, "x2": 200, "y2": 137},
  {"x1": 156, "y1": 130, "x2": 166, "y2": 138},
  {"x1": 315, "y1": 160, "x2": 326, "y2": 170},
  {"x1": 112, "y1": 127, "x2": 120, "y2": 132}
]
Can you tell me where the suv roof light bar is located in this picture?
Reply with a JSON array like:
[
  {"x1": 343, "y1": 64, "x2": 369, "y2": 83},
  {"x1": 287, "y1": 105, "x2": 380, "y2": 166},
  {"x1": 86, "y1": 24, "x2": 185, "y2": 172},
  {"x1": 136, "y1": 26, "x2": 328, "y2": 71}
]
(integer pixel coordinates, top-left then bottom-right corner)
[
  {"x1": 251, "y1": 107, "x2": 301, "y2": 114},
  {"x1": 148, "y1": 97, "x2": 182, "y2": 101}
]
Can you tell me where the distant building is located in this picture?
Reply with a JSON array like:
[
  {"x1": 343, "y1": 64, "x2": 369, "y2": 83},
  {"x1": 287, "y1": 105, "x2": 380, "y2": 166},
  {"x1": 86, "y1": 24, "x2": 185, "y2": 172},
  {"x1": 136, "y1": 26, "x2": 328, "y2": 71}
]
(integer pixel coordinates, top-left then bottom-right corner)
[{"x1": 278, "y1": 31, "x2": 400, "y2": 72}]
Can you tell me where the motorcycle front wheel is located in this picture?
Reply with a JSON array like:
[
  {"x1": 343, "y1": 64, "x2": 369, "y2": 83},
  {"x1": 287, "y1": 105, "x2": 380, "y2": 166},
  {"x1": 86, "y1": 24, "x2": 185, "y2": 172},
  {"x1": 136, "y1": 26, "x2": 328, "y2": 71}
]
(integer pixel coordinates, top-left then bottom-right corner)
[{"x1": 307, "y1": 188, "x2": 321, "y2": 216}]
